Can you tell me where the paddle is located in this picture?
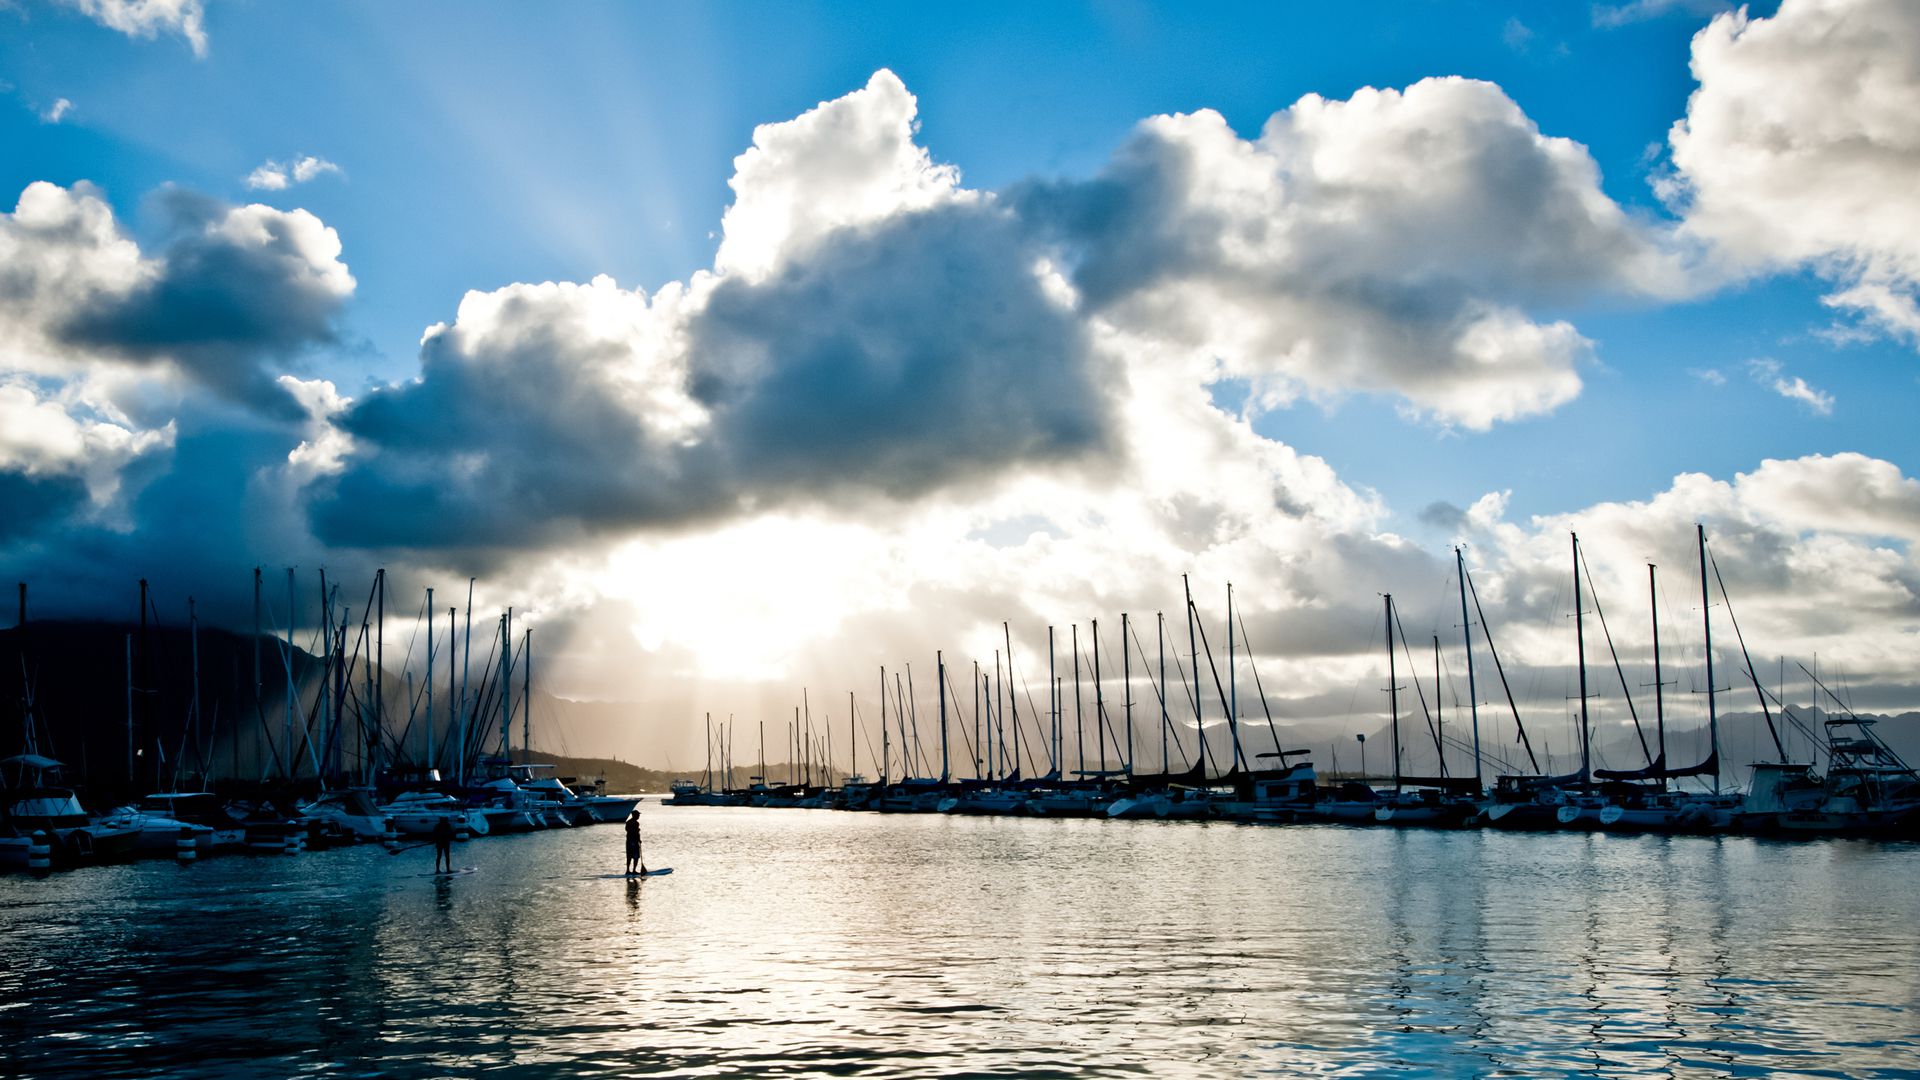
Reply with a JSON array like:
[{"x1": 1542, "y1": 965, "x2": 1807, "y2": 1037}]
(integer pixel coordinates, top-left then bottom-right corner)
[{"x1": 387, "y1": 841, "x2": 434, "y2": 855}]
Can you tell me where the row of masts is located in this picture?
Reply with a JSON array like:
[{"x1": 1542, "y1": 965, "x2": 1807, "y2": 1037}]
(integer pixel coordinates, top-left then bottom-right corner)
[
  {"x1": 15, "y1": 568, "x2": 544, "y2": 795},
  {"x1": 699, "y1": 524, "x2": 1841, "y2": 800},
  {"x1": 1374, "y1": 523, "x2": 1832, "y2": 796},
  {"x1": 254, "y1": 566, "x2": 541, "y2": 789},
  {"x1": 695, "y1": 575, "x2": 1309, "y2": 793}
]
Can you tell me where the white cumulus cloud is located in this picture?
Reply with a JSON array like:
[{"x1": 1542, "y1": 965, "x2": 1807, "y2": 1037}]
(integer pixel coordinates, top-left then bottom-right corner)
[
  {"x1": 63, "y1": 0, "x2": 206, "y2": 57},
  {"x1": 1593, "y1": 0, "x2": 1732, "y2": 28},
  {"x1": 1020, "y1": 76, "x2": 1689, "y2": 430},
  {"x1": 716, "y1": 70, "x2": 967, "y2": 281},
  {"x1": 1747, "y1": 358, "x2": 1835, "y2": 415},
  {"x1": 1665, "y1": 0, "x2": 1920, "y2": 348},
  {"x1": 246, "y1": 155, "x2": 342, "y2": 192}
]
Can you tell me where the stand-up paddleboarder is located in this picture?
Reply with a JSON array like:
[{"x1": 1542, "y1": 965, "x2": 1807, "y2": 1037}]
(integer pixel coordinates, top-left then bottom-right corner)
[
  {"x1": 625, "y1": 809, "x2": 644, "y2": 875},
  {"x1": 431, "y1": 816, "x2": 455, "y2": 874}
]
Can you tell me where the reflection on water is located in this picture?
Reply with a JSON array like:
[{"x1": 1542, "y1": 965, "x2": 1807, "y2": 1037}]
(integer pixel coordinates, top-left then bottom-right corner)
[{"x1": 3, "y1": 809, "x2": 1916, "y2": 1077}]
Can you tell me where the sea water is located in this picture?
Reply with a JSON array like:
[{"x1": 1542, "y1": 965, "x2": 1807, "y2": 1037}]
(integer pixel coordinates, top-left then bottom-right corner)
[{"x1": 2, "y1": 806, "x2": 1916, "y2": 1077}]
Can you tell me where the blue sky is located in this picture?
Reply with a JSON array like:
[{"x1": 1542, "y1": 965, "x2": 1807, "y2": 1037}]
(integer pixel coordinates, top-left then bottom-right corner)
[
  {"x1": 11, "y1": 0, "x2": 1887, "y2": 533},
  {"x1": 4, "y1": 0, "x2": 1917, "y2": 759}
]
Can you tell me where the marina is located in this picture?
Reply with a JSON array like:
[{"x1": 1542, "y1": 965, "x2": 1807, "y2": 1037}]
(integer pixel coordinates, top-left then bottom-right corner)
[
  {"x1": 659, "y1": 529, "x2": 1920, "y2": 843},
  {"x1": 5, "y1": 2, "x2": 1920, "y2": 1074},
  {"x1": 6, "y1": 524, "x2": 1916, "y2": 879}
]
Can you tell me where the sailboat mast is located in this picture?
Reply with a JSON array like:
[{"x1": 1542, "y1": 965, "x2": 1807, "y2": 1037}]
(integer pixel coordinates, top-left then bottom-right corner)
[
  {"x1": 1455, "y1": 548, "x2": 1482, "y2": 788},
  {"x1": 318, "y1": 571, "x2": 331, "y2": 782},
  {"x1": 375, "y1": 568, "x2": 385, "y2": 778},
  {"x1": 1185, "y1": 575, "x2": 1205, "y2": 779},
  {"x1": 879, "y1": 667, "x2": 888, "y2": 787},
  {"x1": 1091, "y1": 618, "x2": 1106, "y2": 774},
  {"x1": 1159, "y1": 612, "x2": 1168, "y2": 774},
  {"x1": 1048, "y1": 627, "x2": 1057, "y2": 776},
  {"x1": 1071, "y1": 626, "x2": 1083, "y2": 780},
  {"x1": 906, "y1": 666, "x2": 919, "y2": 779},
  {"x1": 1698, "y1": 524, "x2": 1719, "y2": 795},
  {"x1": 897, "y1": 671, "x2": 912, "y2": 779},
  {"x1": 1003, "y1": 623, "x2": 1018, "y2": 779},
  {"x1": 522, "y1": 627, "x2": 531, "y2": 760},
  {"x1": 285, "y1": 568, "x2": 296, "y2": 781},
  {"x1": 993, "y1": 651, "x2": 1005, "y2": 779},
  {"x1": 426, "y1": 589, "x2": 435, "y2": 775},
  {"x1": 1650, "y1": 564, "x2": 1666, "y2": 791},
  {"x1": 460, "y1": 578, "x2": 474, "y2": 785},
  {"x1": 334, "y1": 607, "x2": 348, "y2": 782},
  {"x1": 937, "y1": 653, "x2": 949, "y2": 784},
  {"x1": 1574, "y1": 534, "x2": 1591, "y2": 786},
  {"x1": 1228, "y1": 584, "x2": 1244, "y2": 768},
  {"x1": 971, "y1": 662, "x2": 980, "y2": 780},
  {"x1": 138, "y1": 577, "x2": 149, "y2": 791},
  {"x1": 1122, "y1": 612, "x2": 1133, "y2": 779},
  {"x1": 1386, "y1": 593, "x2": 1400, "y2": 793},
  {"x1": 500, "y1": 609, "x2": 511, "y2": 761},
  {"x1": 1434, "y1": 635, "x2": 1445, "y2": 777},
  {"x1": 446, "y1": 607, "x2": 455, "y2": 778}
]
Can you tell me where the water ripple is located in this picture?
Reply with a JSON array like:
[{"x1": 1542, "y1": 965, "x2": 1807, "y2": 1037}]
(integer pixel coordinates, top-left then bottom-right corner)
[{"x1": 3, "y1": 811, "x2": 1917, "y2": 1077}]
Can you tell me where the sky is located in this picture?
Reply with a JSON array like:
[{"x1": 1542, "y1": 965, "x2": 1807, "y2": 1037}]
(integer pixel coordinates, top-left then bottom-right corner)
[{"x1": 3, "y1": 0, "x2": 1918, "y2": 775}]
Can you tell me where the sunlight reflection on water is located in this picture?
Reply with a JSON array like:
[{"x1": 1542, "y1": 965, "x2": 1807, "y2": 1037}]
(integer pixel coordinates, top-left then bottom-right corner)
[{"x1": 3, "y1": 807, "x2": 1917, "y2": 1077}]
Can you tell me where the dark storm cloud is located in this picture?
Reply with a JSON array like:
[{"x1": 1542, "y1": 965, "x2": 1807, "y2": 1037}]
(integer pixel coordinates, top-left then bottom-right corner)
[
  {"x1": 0, "y1": 411, "x2": 374, "y2": 628},
  {"x1": 313, "y1": 201, "x2": 1115, "y2": 552},
  {"x1": 0, "y1": 472, "x2": 91, "y2": 543},
  {"x1": 56, "y1": 189, "x2": 352, "y2": 418},
  {"x1": 695, "y1": 205, "x2": 1110, "y2": 498},
  {"x1": 1419, "y1": 501, "x2": 1469, "y2": 533}
]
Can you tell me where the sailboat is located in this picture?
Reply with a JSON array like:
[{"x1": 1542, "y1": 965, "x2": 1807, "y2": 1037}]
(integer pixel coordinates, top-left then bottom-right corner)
[
  {"x1": 1589, "y1": 530, "x2": 1730, "y2": 833},
  {"x1": 3, "y1": 596, "x2": 143, "y2": 866},
  {"x1": 1485, "y1": 535, "x2": 1602, "y2": 830},
  {"x1": 1370, "y1": 594, "x2": 1481, "y2": 828}
]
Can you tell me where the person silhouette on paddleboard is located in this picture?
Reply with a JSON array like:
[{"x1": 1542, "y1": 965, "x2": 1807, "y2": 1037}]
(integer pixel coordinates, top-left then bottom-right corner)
[
  {"x1": 432, "y1": 816, "x2": 455, "y2": 873},
  {"x1": 625, "y1": 809, "x2": 644, "y2": 875}
]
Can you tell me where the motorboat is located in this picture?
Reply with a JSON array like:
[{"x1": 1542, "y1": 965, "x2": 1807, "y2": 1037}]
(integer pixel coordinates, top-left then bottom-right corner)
[
  {"x1": 1, "y1": 754, "x2": 141, "y2": 865},
  {"x1": 380, "y1": 791, "x2": 489, "y2": 837},
  {"x1": 298, "y1": 789, "x2": 398, "y2": 845}
]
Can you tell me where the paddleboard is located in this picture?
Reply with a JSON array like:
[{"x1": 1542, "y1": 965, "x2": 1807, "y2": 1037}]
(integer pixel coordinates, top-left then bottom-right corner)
[
  {"x1": 422, "y1": 866, "x2": 477, "y2": 878},
  {"x1": 583, "y1": 868, "x2": 675, "y2": 880}
]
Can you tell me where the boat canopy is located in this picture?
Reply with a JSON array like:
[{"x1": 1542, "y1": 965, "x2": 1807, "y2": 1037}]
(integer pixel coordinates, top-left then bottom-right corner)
[
  {"x1": 1595, "y1": 750, "x2": 1718, "y2": 782},
  {"x1": 1397, "y1": 774, "x2": 1482, "y2": 793}
]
